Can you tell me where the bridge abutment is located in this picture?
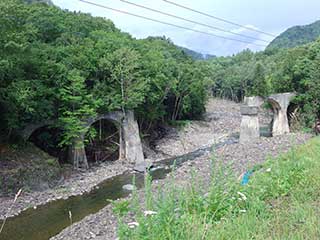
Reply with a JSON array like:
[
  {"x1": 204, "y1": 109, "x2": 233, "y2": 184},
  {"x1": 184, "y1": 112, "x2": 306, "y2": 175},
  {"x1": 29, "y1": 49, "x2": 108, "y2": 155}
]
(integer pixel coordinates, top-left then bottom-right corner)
[{"x1": 240, "y1": 106, "x2": 260, "y2": 144}]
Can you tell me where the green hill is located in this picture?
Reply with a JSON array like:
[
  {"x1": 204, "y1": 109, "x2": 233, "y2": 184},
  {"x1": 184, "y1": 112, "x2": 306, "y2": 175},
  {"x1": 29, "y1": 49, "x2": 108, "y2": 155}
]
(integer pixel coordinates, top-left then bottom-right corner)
[
  {"x1": 178, "y1": 46, "x2": 216, "y2": 60},
  {"x1": 267, "y1": 20, "x2": 320, "y2": 50}
]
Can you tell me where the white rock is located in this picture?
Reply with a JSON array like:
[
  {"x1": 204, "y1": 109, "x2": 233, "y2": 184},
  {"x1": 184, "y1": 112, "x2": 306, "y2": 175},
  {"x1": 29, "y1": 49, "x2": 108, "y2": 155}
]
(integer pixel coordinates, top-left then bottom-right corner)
[
  {"x1": 122, "y1": 184, "x2": 134, "y2": 191},
  {"x1": 128, "y1": 222, "x2": 139, "y2": 228},
  {"x1": 144, "y1": 210, "x2": 157, "y2": 216}
]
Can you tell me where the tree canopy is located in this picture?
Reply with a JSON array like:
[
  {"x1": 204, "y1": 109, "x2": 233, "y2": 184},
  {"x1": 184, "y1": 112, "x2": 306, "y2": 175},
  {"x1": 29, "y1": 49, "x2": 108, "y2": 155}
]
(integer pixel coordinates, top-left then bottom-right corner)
[{"x1": 0, "y1": 0, "x2": 212, "y2": 144}]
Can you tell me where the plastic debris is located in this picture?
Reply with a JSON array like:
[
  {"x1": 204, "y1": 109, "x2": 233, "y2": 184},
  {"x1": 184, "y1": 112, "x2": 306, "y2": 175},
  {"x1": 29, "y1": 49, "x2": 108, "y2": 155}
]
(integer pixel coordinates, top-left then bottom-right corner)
[{"x1": 241, "y1": 170, "x2": 253, "y2": 185}]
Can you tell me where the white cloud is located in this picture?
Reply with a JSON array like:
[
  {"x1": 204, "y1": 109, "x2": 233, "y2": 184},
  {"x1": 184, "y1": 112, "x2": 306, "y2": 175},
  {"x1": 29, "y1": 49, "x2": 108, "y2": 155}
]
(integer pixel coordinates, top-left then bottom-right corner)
[{"x1": 52, "y1": 0, "x2": 320, "y2": 56}]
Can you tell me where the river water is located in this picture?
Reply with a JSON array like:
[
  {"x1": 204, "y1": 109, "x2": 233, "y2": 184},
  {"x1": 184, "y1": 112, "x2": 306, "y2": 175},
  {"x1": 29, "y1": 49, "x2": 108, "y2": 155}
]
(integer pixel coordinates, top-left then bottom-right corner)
[{"x1": 1, "y1": 136, "x2": 242, "y2": 240}]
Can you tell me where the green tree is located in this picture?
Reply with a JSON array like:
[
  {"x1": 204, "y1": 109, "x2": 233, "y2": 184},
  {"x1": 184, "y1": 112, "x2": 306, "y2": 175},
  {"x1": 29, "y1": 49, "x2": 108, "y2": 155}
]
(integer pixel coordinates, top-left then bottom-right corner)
[
  {"x1": 250, "y1": 62, "x2": 270, "y2": 97},
  {"x1": 58, "y1": 69, "x2": 100, "y2": 168}
]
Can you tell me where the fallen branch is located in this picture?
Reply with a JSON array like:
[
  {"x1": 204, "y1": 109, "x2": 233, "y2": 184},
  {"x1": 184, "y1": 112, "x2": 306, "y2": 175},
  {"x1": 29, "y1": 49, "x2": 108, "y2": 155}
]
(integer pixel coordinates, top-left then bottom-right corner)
[{"x1": 0, "y1": 188, "x2": 22, "y2": 235}]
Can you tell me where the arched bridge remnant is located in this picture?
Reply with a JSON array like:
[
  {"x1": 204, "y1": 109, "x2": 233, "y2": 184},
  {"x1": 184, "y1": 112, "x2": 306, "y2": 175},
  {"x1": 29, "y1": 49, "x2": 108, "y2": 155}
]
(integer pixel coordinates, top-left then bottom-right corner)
[
  {"x1": 240, "y1": 92, "x2": 296, "y2": 143},
  {"x1": 21, "y1": 111, "x2": 145, "y2": 170},
  {"x1": 21, "y1": 120, "x2": 55, "y2": 141},
  {"x1": 268, "y1": 93, "x2": 296, "y2": 136}
]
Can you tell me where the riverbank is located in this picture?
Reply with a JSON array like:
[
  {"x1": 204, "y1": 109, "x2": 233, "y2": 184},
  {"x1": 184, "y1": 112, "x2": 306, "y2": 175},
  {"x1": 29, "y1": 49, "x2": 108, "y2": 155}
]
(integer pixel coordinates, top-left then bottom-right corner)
[
  {"x1": 0, "y1": 98, "x2": 311, "y2": 239},
  {"x1": 0, "y1": 99, "x2": 243, "y2": 220},
  {"x1": 118, "y1": 137, "x2": 320, "y2": 240},
  {"x1": 52, "y1": 133, "x2": 311, "y2": 240}
]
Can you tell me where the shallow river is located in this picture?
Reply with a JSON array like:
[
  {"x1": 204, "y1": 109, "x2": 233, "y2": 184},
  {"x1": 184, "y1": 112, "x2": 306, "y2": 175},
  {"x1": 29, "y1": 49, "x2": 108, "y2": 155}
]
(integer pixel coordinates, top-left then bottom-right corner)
[{"x1": 1, "y1": 133, "x2": 253, "y2": 240}]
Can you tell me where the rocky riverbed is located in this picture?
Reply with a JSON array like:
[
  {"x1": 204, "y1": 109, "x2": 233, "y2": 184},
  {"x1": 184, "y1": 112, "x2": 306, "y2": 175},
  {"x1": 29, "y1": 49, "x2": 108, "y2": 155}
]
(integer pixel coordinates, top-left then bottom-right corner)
[
  {"x1": 52, "y1": 133, "x2": 311, "y2": 240},
  {"x1": 0, "y1": 98, "x2": 312, "y2": 240},
  {"x1": 0, "y1": 99, "x2": 243, "y2": 220}
]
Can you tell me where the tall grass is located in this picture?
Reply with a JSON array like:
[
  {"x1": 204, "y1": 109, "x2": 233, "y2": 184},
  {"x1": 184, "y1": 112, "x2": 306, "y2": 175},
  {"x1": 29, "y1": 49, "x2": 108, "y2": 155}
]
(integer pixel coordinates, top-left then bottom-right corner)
[{"x1": 114, "y1": 137, "x2": 320, "y2": 239}]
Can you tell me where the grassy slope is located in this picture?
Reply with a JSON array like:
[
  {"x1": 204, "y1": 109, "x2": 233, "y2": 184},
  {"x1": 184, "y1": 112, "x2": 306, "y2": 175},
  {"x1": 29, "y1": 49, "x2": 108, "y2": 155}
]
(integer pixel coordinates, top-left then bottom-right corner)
[{"x1": 115, "y1": 137, "x2": 320, "y2": 239}]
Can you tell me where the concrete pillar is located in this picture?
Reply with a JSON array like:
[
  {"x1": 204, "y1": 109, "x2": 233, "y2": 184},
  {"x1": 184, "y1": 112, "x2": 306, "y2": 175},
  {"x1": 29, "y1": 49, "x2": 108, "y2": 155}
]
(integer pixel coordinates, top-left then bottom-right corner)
[
  {"x1": 268, "y1": 93, "x2": 296, "y2": 136},
  {"x1": 240, "y1": 106, "x2": 260, "y2": 144},
  {"x1": 69, "y1": 136, "x2": 89, "y2": 169},
  {"x1": 122, "y1": 111, "x2": 145, "y2": 169}
]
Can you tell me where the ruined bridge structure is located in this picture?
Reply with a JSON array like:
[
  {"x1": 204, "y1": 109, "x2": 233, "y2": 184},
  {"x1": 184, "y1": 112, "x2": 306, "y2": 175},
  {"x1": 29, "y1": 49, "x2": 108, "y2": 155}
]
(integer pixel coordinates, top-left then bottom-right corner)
[
  {"x1": 21, "y1": 110, "x2": 145, "y2": 170},
  {"x1": 240, "y1": 93, "x2": 296, "y2": 143}
]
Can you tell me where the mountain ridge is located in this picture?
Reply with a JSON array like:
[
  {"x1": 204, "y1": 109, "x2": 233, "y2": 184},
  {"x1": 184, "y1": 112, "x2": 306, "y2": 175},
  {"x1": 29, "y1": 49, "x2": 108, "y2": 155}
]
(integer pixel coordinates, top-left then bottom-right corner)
[{"x1": 267, "y1": 20, "x2": 320, "y2": 49}]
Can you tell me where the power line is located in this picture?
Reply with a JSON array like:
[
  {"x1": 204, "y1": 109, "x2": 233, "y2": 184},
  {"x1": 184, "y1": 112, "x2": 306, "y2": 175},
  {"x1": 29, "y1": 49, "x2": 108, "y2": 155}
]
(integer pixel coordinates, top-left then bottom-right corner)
[
  {"x1": 119, "y1": 0, "x2": 270, "y2": 44},
  {"x1": 79, "y1": 0, "x2": 268, "y2": 47},
  {"x1": 162, "y1": 0, "x2": 277, "y2": 38}
]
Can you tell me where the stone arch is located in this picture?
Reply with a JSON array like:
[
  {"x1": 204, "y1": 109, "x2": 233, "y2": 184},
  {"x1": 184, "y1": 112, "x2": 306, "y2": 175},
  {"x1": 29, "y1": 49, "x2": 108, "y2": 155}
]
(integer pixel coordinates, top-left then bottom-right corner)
[
  {"x1": 87, "y1": 111, "x2": 124, "y2": 164},
  {"x1": 267, "y1": 93, "x2": 296, "y2": 136},
  {"x1": 21, "y1": 111, "x2": 145, "y2": 170},
  {"x1": 20, "y1": 120, "x2": 69, "y2": 163},
  {"x1": 68, "y1": 112, "x2": 124, "y2": 169},
  {"x1": 69, "y1": 111, "x2": 145, "y2": 170},
  {"x1": 240, "y1": 93, "x2": 296, "y2": 143},
  {"x1": 21, "y1": 120, "x2": 56, "y2": 141}
]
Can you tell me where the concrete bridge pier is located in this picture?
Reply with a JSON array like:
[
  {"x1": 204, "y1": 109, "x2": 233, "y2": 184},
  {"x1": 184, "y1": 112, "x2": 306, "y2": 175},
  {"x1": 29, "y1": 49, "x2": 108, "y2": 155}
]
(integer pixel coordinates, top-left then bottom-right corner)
[
  {"x1": 69, "y1": 111, "x2": 145, "y2": 170},
  {"x1": 240, "y1": 106, "x2": 260, "y2": 144},
  {"x1": 122, "y1": 111, "x2": 145, "y2": 167},
  {"x1": 69, "y1": 136, "x2": 89, "y2": 169},
  {"x1": 268, "y1": 93, "x2": 296, "y2": 136}
]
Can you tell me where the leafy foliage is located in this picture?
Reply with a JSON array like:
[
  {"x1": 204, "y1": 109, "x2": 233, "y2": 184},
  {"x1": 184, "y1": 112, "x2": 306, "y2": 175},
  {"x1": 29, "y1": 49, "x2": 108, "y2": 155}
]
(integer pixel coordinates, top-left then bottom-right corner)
[{"x1": 0, "y1": 0, "x2": 212, "y2": 145}]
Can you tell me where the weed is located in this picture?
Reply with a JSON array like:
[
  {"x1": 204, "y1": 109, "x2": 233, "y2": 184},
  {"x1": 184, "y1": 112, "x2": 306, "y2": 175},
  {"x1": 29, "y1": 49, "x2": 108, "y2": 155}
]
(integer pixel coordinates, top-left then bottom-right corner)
[{"x1": 115, "y1": 137, "x2": 320, "y2": 239}]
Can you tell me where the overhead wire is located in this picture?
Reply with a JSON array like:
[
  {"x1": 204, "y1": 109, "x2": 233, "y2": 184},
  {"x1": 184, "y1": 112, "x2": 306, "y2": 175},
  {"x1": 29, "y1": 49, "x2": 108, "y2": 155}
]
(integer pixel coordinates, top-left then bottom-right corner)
[
  {"x1": 79, "y1": 0, "x2": 268, "y2": 47},
  {"x1": 119, "y1": 0, "x2": 270, "y2": 44},
  {"x1": 162, "y1": 0, "x2": 277, "y2": 38}
]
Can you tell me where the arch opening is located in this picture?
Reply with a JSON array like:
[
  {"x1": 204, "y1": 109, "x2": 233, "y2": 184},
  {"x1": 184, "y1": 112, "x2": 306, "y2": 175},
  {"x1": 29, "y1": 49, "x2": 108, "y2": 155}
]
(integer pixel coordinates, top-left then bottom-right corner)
[
  {"x1": 84, "y1": 119, "x2": 120, "y2": 165},
  {"x1": 267, "y1": 98, "x2": 281, "y2": 112},
  {"x1": 287, "y1": 102, "x2": 300, "y2": 131},
  {"x1": 28, "y1": 125, "x2": 68, "y2": 164}
]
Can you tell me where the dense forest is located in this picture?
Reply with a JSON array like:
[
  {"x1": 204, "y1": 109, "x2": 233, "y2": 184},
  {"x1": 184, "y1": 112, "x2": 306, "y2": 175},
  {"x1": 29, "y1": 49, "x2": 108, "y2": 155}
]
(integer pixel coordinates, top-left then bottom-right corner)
[
  {"x1": 0, "y1": 0, "x2": 213, "y2": 149},
  {"x1": 267, "y1": 20, "x2": 320, "y2": 50}
]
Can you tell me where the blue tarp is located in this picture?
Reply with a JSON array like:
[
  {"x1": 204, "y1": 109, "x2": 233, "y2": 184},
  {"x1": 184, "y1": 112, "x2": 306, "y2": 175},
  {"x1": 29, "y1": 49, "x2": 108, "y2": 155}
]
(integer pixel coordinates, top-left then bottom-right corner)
[{"x1": 241, "y1": 170, "x2": 253, "y2": 185}]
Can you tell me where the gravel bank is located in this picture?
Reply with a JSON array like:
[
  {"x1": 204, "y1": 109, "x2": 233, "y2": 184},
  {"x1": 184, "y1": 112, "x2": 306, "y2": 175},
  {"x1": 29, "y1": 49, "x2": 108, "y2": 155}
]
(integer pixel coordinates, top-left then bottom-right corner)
[
  {"x1": 52, "y1": 133, "x2": 312, "y2": 240},
  {"x1": 0, "y1": 98, "x2": 312, "y2": 239},
  {"x1": 0, "y1": 99, "x2": 242, "y2": 220},
  {"x1": 0, "y1": 160, "x2": 132, "y2": 220}
]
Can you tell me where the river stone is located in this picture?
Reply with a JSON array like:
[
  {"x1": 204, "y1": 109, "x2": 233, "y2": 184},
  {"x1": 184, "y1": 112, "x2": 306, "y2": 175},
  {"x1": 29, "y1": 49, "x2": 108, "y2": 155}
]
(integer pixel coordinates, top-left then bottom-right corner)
[
  {"x1": 134, "y1": 161, "x2": 154, "y2": 173},
  {"x1": 122, "y1": 184, "x2": 134, "y2": 191},
  {"x1": 149, "y1": 165, "x2": 164, "y2": 172}
]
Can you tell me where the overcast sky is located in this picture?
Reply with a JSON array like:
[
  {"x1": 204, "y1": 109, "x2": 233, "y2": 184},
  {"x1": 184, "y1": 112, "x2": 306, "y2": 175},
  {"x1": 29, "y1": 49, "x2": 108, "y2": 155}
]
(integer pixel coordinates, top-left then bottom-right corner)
[{"x1": 52, "y1": 0, "x2": 320, "y2": 56}]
